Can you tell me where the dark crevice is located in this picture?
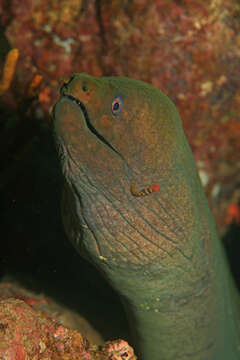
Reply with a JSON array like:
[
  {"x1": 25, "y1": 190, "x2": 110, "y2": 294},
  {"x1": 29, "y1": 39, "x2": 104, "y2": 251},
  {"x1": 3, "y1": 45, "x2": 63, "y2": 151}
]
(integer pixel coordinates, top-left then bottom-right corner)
[
  {"x1": 95, "y1": 0, "x2": 112, "y2": 75},
  {"x1": 62, "y1": 94, "x2": 122, "y2": 159},
  {"x1": 95, "y1": 0, "x2": 106, "y2": 48},
  {"x1": 95, "y1": 0, "x2": 106, "y2": 72}
]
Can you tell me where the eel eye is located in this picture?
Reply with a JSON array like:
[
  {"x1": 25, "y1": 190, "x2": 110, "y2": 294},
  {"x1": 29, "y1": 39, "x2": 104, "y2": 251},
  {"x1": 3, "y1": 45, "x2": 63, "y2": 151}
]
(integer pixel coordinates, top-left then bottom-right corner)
[{"x1": 111, "y1": 96, "x2": 123, "y2": 115}]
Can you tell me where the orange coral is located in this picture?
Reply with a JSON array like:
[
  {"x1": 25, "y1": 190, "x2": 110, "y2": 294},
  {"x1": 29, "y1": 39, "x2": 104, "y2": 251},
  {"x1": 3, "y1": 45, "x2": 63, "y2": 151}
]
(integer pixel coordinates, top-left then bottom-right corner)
[
  {"x1": 226, "y1": 203, "x2": 240, "y2": 225},
  {"x1": 0, "y1": 48, "x2": 19, "y2": 96},
  {"x1": 27, "y1": 73, "x2": 43, "y2": 97},
  {"x1": 39, "y1": 86, "x2": 51, "y2": 103},
  {"x1": 102, "y1": 340, "x2": 136, "y2": 360},
  {"x1": 225, "y1": 189, "x2": 240, "y2": 225}
]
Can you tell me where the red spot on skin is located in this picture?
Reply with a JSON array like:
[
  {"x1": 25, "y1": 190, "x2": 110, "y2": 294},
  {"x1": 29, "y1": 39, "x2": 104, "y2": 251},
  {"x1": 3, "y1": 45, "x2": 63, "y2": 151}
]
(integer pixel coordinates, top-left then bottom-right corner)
[{"x1": 151, "y1": 184, "x2": 160, "y2": 192}]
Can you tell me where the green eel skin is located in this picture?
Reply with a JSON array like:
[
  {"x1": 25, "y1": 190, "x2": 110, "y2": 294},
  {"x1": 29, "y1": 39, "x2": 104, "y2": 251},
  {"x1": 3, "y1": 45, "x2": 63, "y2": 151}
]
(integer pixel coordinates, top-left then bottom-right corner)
[{"x1": 52, "y1": 73, "x2": 240, "y2": 360}]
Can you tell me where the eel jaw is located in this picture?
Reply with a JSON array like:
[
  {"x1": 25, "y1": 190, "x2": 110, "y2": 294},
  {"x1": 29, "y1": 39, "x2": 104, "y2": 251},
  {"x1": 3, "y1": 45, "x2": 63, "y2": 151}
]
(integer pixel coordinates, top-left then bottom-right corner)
[{"x1": 61, "y1": 93, "x2": 122, "y2": 158}]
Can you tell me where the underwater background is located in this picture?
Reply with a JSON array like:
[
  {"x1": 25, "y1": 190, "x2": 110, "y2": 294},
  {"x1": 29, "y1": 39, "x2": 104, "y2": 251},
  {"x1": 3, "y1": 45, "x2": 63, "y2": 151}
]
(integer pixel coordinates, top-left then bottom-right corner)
[{"x1": 0, "y1": 0, "x2": 240, "y2": 358}]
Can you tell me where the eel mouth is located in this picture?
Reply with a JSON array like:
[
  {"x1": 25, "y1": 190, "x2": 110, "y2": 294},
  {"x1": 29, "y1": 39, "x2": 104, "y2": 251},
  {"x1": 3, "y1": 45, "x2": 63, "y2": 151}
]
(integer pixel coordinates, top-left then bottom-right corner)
[{"x1": 62, "y1": 93, "x2": 121, "y2": 157}]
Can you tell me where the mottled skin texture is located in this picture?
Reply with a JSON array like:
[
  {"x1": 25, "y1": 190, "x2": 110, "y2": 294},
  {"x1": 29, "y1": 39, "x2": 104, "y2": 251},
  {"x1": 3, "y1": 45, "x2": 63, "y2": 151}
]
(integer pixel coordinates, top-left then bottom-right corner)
[{"x1": 52, "y1": 74, "x2": 240, "y2": 360}]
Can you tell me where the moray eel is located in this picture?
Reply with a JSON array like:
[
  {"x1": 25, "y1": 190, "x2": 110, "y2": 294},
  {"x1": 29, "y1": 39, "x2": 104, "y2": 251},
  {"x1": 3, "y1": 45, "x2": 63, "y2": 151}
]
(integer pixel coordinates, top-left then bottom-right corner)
[{"x1": 52, "y1": 73, "x2": 240, "y2": 360}]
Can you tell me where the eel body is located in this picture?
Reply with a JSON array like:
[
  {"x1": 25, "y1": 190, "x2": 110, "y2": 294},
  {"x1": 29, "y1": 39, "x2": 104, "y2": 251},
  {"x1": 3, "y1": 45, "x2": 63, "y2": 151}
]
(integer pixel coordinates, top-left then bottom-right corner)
[{"x1": 52, "y1": 73, "x2": 240, "y2": 360}]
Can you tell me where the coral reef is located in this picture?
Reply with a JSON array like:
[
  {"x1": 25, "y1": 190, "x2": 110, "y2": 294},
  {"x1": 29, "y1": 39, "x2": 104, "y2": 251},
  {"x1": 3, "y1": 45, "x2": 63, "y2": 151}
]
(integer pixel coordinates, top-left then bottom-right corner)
[
  {"x1": 0, "y1": 0, "x2": 239, "y2": 232},
  {"x1": 0, "y1": 50, "x2": 43, "y2": 191},
  {"x1": 0, "y1": 281, "x2": 136, "y2": 360}
]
